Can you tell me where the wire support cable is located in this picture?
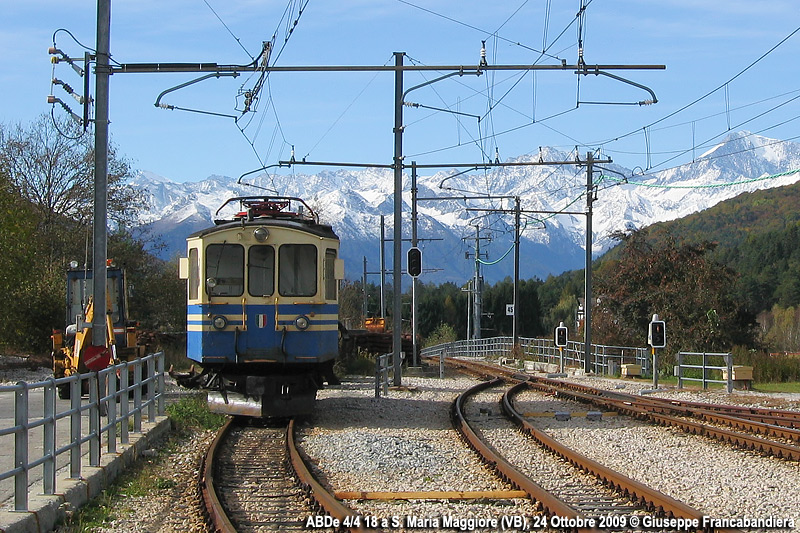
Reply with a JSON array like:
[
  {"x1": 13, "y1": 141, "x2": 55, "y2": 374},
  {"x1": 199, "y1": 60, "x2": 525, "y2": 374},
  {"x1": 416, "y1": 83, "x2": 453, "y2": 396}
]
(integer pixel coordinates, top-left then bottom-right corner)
[
  {"x1": 202, "y1": 0, "x2": 254, "y2": 60},
  {"x1": 643, "y1": 98, "x2": 800, "y2": 172},
  {"x1": 395, "y1": 0, "x2": 564, "y2": 62},
  {"x1": 602, "y1": 167, "x2": 800, "y2": 190},
  {"x1": 593, "y1": 24, "x2": 800, "y2": 147},
  {"x1": 477, "y1": 242, "x2": 516, "y2": 266}
]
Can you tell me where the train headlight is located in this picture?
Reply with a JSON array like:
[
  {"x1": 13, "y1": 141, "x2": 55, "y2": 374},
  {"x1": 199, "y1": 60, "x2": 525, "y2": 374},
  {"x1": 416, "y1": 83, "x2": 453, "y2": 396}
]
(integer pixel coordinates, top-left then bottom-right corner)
[
  {"x1": 253, "y1": 227, "x2": 270, "y2": 242},
  {"x1": 212, "y1": 315, "x2": 228, "y2": 330},
  {"x1": 294, "y1": 315, "x2": 310, "y2": 330}
]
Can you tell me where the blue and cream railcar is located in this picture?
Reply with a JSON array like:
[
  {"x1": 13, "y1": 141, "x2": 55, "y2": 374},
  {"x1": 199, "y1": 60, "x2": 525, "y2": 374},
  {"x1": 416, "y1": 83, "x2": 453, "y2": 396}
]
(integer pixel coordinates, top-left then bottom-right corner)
[{"x1": 178, "y1": 196, "x2": 343, "y2": 417}]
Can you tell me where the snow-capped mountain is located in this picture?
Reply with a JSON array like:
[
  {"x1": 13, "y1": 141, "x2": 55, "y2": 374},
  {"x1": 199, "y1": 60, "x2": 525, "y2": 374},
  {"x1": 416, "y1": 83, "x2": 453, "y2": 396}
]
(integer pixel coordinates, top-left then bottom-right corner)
[{"x1": 131, "y1": 131, "x2": 800, "y2": 284}]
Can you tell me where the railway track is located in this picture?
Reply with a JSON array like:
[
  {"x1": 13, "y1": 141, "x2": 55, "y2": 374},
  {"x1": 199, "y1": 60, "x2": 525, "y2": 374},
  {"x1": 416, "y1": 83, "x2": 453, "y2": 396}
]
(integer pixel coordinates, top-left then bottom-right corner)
[
  {"x1": 529, "y1": 376, "x2": 800, "y2": 461},
  {"x1": 198, "y1": 362, "x2": 794, "y2": 531},
  {"x1": 442, "y1": 356, "x2": 800, "y2": 460},
  {"x1": 202, "y1": 418, "x2": 364, "y2": 532},
  {"x1": 454, "y1": 379, "x2": 716, "y2": 531}
]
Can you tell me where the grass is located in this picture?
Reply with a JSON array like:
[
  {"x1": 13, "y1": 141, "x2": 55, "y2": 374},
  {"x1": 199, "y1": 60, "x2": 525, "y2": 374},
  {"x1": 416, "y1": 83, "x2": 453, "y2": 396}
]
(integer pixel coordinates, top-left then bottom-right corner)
[
  {"x1": 56, "y1": 395, "x2": 226, "y2": 532},
  {"x1": 57, "y1": 455, "x2": 180, "y2": 532},
  {"x1": 165, "y1": 393, "x2": 227, "y2": 433},
  {"x1": 753, "y1": 381, "x2": 800, "y2": 394},
  {"x1": 611, "y1": 372, "x2": 800, "y2": 393}
]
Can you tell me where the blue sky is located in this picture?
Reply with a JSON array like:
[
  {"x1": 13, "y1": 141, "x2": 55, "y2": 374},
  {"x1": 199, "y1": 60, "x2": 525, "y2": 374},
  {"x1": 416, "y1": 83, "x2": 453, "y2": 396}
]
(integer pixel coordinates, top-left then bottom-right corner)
[{"x1": 2, "y1": 1, "x2": 799, "y2": 183}]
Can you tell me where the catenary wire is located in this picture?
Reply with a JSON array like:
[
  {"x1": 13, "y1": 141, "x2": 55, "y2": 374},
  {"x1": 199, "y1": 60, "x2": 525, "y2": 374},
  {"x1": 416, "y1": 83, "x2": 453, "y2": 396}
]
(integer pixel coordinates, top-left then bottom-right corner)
[
  {"x1": 591, "y1": 24, "x2": 800, "y2": 147},
  {"x1": 201, "y1": 0, "x2": 254, "y2": 59},
  {"x1": 395, "y1": 0, "x2": 565, "y2": 61}
]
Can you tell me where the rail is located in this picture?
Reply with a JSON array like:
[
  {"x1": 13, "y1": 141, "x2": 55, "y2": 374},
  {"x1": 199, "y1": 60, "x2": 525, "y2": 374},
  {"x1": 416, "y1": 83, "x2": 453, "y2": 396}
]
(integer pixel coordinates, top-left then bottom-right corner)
[
  {"x1": 503, "y1": 381, "x2": 710, "y2": 523},
  {"x1": 0, "y1": 352, "x2": 166, "y2": 511},
  {"x1": 420, "y1": 336, "x2": 650, "y2": 376},
  {"x1": 675, "y1": 352, "x2": 734, "y2": 393}
]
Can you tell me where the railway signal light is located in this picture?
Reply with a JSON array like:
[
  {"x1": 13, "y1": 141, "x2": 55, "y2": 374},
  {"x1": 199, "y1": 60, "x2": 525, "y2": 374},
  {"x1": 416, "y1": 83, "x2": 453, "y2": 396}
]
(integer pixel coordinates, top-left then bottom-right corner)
[
  {"x1": 648, "y1": 316, "x2": 666, "y2": 348},
  {"x1": 555, "y1": 322, "x2": 568, "y2": 348},
  {"x1": 407, "y1": 247, "x2": 422, "y2": 277}
]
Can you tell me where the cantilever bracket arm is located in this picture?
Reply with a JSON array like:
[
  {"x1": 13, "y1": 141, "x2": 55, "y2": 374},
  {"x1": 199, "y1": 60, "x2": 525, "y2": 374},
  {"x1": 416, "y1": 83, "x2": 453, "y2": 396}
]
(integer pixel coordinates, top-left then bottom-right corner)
[
  {"x1": 236, "y1": 163, "x2": 288, "y2": 184},
  {"x1": 402, "y1": 69, "x2": 482, "y2": 103},
  {"x1": 437, "y1": 165, "x2": 490, "y2": 189},
  {"x1": 577, "y1": 67, "x2": 658, "y2": 105},
  {"x1": 154, "y1": 72, "x2": 241, "y2": 118}
]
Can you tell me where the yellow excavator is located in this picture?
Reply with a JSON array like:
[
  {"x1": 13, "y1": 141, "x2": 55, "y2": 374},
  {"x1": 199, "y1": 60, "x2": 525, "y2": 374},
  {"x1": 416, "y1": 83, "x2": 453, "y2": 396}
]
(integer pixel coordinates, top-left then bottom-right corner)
[{"x1": 50, "y1": 263, "x2": 146, "y2": 399}]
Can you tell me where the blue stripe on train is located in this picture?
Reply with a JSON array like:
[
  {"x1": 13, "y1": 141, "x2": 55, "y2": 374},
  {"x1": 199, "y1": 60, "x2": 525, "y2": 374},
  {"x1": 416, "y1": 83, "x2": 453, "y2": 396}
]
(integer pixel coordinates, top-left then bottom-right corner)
[{"x1": 186, "y1": 303, "x2": 339, "y2": 364}]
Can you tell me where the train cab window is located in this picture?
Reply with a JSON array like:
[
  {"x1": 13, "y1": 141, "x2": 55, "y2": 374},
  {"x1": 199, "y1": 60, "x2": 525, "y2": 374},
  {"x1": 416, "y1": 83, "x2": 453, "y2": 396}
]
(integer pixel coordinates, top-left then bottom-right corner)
[
  {"x1": 188, "y1": 248, "x2": 200, "y2": 300},
  {"x1": 324, "y1": 248, "x2": 337, "y2": 301},
  {"x1": 248, "y1": 245, "x2": 275, "y2": 296},
  {"x1": 278, "y1": 244, "x2": 317, "y2": 297},
  {"x1": 67, "y1": 275, "x2": 122, "y2": 325},
  {"x1": 205, "y1": 243, "x2": 244, "y2": 296}
]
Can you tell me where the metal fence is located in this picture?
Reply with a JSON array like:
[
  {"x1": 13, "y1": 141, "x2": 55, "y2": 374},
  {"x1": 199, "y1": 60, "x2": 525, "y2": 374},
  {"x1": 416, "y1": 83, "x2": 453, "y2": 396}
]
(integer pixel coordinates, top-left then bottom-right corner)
[
  {"x1": 675, "y1": 351, "x2": 734, "y2": 393},
  {"x1": 0, "y1": 352, "x2": 165, "y2": 512},
  {"x1": 374, "y1": 352, "x2": 393, "y2": 397},
  {"x1": 420, "y1": 336, "x2": 651, "y2": 376}
]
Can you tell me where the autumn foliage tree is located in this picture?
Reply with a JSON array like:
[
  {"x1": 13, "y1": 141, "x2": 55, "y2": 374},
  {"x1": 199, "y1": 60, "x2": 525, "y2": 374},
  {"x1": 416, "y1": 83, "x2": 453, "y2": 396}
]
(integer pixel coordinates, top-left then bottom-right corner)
[
  {"x1": 593, "y1": 228, "x2": 757, "y2": 359},
  {"x1": 0, "y1": 115, "x2": 159, "y2": 353}
]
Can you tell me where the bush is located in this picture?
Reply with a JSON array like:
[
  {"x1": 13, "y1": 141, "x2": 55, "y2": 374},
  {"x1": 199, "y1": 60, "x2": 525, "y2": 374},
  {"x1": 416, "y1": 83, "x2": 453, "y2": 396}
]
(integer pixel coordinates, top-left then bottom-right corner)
[
  {"x1": 732, "y1": 346, "x2": 800, "y2": 383},
  {"x1": 334, "y1": 348, "x2": 375, "y2": 376},
  {"x1": 423, "y1": 323, "x2": 457, "y2": 348}
]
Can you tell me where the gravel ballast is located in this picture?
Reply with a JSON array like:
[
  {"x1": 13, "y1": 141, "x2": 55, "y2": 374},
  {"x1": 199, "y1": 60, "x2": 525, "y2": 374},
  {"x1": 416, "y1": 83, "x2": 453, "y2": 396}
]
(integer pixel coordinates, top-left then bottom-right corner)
[{"x1": 8, "y1": 362, "x2": 796, "y2": 532}]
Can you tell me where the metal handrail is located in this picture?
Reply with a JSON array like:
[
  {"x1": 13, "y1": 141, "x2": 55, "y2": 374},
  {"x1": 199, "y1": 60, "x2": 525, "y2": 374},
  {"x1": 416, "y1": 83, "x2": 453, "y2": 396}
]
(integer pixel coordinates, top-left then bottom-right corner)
[
  {"x1": 0, "y1": 352, "x2": 166, "y2": 511},
  {"x1": 676, "y1": 351, "x2": 734, "y2": 392},
  {"x1": 421, "y1": 336, "x2": 650, "y2": 376},
  {"x1": 374, "y1": 353, "x2": 393, "y2": 397}
]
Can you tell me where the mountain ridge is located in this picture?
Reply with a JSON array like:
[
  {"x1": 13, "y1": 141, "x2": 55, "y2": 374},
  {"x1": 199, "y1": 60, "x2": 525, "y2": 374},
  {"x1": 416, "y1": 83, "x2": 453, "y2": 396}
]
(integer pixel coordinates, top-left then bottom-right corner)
[{"x1": 130, "y1": 131, "x2": 800, "y2": 284}]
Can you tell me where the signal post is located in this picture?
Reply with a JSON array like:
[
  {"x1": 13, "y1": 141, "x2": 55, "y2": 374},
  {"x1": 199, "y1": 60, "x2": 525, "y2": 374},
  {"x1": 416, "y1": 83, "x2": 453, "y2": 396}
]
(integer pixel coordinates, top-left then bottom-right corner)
[
  {"x1": 648, "y1": 314, "x2": 666, "y2": 387},
  {"x1": 555, "y1": 322, "x2": 568, "y2": 372}
]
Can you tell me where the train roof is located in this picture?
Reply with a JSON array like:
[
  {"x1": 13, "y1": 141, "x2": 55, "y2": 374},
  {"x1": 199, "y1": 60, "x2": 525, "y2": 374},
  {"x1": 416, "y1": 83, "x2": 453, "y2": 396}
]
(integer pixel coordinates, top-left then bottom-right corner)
[
  {"x1": 188, "y1": 196, "x2": 338, "y2": 240},
  {"x1": 188, "y1": 217, "x2": 338, "y2": 240}
]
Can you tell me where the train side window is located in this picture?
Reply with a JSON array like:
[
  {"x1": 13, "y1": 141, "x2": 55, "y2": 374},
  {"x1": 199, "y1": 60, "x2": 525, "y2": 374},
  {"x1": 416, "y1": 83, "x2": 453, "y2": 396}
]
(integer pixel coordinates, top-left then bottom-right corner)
[
  {"x1": 324, "y1": 248, "x2": 337, "y2": 301},
  {"x1": 206, "y1": 243, "x2": 244, "y2": 296},
  {"x1": 248, "y1": 245, "x2": 275, "y2": 296},
  {"x1": 278, "y1": 244, "x2": 317, "y2": 297},
  {"x1": 189, "y1": 248, "x2": 200, "y2": 300}
]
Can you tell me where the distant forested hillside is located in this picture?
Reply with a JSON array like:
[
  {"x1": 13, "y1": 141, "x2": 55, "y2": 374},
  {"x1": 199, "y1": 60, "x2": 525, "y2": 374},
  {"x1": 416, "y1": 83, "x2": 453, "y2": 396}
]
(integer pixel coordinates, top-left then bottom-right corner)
[
  {"x1": 645, "y1": 180, "x2": 800, "y2": 313},
  {"x1": 537, "y1": 180, "x2": 800, "y2": 356}
]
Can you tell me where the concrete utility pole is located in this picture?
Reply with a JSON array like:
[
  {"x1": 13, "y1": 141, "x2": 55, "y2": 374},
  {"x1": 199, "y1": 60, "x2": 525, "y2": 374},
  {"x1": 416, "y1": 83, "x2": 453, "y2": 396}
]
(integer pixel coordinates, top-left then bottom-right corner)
[
  {"x1": 472, "y1": 225, "x2": 483, "y2": 340},
  {"x1": 584, "y1": 151, "x2": 595, "y2": 373},
  {"x1": 513, "y1": 196, "x2": 521, "y2": 345},
  {"x1": 379, "y1": 215, "x2": 386, "y2": 319},
  {"x1": 362, "y1": 256, "x2": 368, "y2": 319},
  {"x1": 460, "y1": 151, "x2": 609, "y2": 357},
  {"x1": 464, "y1": 197, "x2": 521, "y2": 345},
  {"x1": 410, "y1": 162, "x2": 419, "y2": 367},
  {"x1": 392, "y1": 52, "x2": 404, "y2": 385},
  {"x1": 91, "y1": 0, "x2": 110, "y2": 346}
]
